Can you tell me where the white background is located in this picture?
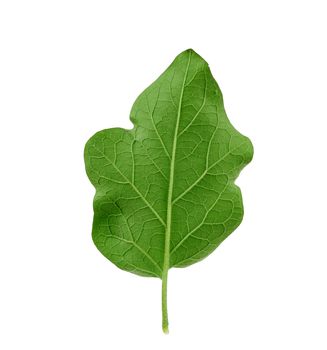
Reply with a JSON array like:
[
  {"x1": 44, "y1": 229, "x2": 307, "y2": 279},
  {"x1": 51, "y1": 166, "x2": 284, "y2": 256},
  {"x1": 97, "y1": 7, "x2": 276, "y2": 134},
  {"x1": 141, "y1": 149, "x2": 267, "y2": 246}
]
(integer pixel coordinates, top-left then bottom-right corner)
[{"x1": 1, "y1": 1, "x2": 326, "y2": 349}]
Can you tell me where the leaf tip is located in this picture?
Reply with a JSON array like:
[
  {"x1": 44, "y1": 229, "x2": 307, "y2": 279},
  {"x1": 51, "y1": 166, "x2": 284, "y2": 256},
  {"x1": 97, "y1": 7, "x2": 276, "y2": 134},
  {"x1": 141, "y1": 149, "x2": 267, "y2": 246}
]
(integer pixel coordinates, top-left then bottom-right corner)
[
  {"x1": 181, "y1": 48, "x2": 197, "y2": 56},
  {"x1": 177, "y1": 48, "x2": 207, "y2": 66}
]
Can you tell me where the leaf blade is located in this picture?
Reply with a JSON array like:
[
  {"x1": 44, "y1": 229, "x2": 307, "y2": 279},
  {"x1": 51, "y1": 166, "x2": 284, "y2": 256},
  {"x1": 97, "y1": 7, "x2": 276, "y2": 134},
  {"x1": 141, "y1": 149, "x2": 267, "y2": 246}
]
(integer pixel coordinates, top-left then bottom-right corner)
[{"x1": 84, "y1": 49, "x2": 253, "y2": 330}]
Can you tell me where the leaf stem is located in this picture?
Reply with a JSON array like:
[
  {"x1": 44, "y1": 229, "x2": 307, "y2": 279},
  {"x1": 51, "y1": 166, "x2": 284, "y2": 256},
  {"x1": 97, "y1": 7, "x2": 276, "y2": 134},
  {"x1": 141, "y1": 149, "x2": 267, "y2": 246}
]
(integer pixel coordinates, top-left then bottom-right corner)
[{"x1": 161, "y1": 268, "x2": 169, "y2": 334}]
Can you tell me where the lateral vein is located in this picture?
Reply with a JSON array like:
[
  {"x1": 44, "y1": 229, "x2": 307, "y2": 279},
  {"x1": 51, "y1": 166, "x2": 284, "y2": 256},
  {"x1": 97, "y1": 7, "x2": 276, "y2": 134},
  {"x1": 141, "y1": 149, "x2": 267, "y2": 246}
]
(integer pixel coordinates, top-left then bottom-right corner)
[{"x1": 92, "y1": 145, "x2": 166, "y2": 227}]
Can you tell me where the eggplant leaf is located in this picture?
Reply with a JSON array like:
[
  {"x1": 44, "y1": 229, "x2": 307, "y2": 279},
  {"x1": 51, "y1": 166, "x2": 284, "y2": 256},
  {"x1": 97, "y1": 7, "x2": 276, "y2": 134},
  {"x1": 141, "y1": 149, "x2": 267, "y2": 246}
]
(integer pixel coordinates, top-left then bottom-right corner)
[{"x1": 84, "y1": 49, "x2": 253, "y2": 333}]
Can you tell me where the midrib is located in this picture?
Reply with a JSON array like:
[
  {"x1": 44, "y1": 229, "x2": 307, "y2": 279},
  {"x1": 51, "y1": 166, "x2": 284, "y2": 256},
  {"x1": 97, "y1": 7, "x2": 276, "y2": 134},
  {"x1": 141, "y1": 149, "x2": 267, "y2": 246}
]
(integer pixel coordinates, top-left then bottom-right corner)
[{"x1": 161, "y1": 50, "x2": 192, "y2": 333}]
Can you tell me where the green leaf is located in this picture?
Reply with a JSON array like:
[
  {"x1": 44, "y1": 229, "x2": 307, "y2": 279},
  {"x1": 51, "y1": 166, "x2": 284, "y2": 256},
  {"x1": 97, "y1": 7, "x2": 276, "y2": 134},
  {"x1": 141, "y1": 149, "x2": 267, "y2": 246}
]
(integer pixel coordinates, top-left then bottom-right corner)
[{"x1": 84, "y1": 49, "x2": 253, "y2": 333}]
